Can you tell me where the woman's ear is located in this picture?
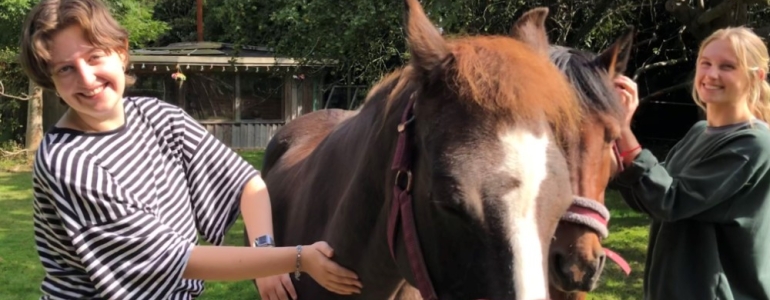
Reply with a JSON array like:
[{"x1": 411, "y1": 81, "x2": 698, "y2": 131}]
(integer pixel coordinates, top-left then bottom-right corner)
[
  {"x1": 119, "y1": 51, "x2": 128, "y2": 71},
  {"x1": 119, "y1": 40, "x2": 130, "y2": 70}
]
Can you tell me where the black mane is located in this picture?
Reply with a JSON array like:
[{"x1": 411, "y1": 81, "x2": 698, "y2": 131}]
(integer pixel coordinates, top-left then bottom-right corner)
[{"x1": 549, "y1": 45, "x2": 625, "y2": 122}]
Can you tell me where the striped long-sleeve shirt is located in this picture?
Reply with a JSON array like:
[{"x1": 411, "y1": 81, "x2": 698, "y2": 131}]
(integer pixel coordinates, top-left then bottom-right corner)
[{"x1": 32, "y1": 97, "x2": 260, "y2": 300}]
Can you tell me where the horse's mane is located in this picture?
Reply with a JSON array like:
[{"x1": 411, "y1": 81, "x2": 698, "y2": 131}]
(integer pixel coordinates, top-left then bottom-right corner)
[
  {"x1": 366, "y1": 35, "x2": 583, "y2": 144},
  {"x1": 549, "y1": 45, "x2": 625, "y2": 122}
]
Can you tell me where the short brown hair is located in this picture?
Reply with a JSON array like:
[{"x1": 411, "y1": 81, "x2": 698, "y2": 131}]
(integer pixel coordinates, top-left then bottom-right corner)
[{"x1": 19, "y1": 0, "x2": 134, "y2": 91}]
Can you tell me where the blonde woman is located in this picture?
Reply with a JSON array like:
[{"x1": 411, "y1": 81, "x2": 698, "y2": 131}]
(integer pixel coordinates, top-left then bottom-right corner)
[
  {"x1": 613, "y1": 26, "x2": 770, "y2": 300},
  {"x1": 20, "y1": 0, "x2": 362, "y2": 299}
]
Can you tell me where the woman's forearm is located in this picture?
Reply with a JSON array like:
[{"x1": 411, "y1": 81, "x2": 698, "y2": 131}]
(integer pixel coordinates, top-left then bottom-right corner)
[
  {"x1": 241, "y1": 176, "x2": 275, "y2": 246},
  {"x1": 182, "y1": 176, "x2": 305, "y2": 281},
  {"x1": 183, "y1": 245, "x2": 299, "y2": 280}
]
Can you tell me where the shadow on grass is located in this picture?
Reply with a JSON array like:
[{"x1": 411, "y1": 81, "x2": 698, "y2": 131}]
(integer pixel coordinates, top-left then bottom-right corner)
[
  {"x1": 0, "y1": 171, "x2": 33, "y2": 193},
  {"x1": 0, "y1": 171, "x2": 44, "y2": 300},
  {"x1": 0, "y1": 172, "x2": 35, "y2": 230}
]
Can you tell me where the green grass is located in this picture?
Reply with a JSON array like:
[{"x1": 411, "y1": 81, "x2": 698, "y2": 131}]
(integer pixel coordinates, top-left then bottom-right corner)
[
  {"x1": 0, "y1": 149, "x2": 648, "y2": 299},
  {"x1": 0, "y1": 171, "x2": 46, "y2": 300},
  {"x1": 586, "y1": 190, "x2": 650, "y2": 300}
]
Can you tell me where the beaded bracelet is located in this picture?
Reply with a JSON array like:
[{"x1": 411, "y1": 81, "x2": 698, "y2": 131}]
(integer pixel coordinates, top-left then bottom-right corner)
[{"x1": 294, "y1": 245, "x2": 302, "y2": 280}]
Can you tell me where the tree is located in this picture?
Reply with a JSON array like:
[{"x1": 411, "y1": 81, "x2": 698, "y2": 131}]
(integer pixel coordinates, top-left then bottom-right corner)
[
  {"x1": 105, "y1": 0, "x2": 170, "y2": 48},
  {"x1": 0, "y1": 79, "x2": 39, "y2": 160},
  {"x1": 666, "y1": 0, "x2": 770, "y2": 40}
]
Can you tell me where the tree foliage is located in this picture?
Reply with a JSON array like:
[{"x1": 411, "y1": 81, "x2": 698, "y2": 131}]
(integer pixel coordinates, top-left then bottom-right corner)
[
  {"x1": 104, "y1": 0, "x2": 170, "y2": 48},
  {"x1": 1, "y1": 0, "x2": 770, "y2": 149}
]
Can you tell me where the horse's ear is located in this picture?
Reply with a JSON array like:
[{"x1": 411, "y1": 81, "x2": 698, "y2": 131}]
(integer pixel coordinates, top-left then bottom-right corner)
[
  {"x1": 596, "y1": 26, "x2": 635, "y2": 78},
  {"x1": 509, "y1": 7, "x2": 550, "y2": 55},
  {"x1": 403, "y1": 0, "x2": 449, "y2": 73}
]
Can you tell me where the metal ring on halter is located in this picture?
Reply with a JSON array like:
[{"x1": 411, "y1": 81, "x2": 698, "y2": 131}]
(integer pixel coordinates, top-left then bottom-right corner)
[
  {"x1": 395, "y1": 170, "x2": 413, "y2": 192},
  {"x1": 397, "y1": 115, "x2": 416, "y2": 132}
]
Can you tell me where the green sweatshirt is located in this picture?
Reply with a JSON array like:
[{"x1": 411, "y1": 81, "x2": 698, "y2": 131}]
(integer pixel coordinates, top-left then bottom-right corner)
[{"x1": 612, "y1": 120, "x2": 770, "y2": 300}]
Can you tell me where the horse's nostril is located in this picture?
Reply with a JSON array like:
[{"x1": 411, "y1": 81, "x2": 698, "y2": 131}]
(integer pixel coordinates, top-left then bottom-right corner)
[
  {"x1": 549, "y1": 251, "x2": 568, "y2": 280},
  {"x1": 550, "y1": 252, "x2": 564, "y2": 269}
]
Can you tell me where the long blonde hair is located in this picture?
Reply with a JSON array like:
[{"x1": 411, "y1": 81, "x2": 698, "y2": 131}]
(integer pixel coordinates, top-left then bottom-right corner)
[{"x1": 691, "y1": 27, "x2": 770, "y2": 122}]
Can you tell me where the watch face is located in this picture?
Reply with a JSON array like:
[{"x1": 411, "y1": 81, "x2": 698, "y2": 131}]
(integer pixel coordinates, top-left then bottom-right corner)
[{"x1": 255, "y1": 235, "x2": 275, "y2": 247}]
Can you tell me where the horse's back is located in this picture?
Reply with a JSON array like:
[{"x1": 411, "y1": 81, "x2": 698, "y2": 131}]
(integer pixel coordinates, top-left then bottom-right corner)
[
  {"x1": 245, "y1": 108, "x2": 353, "y2": 243},
  {"x1": 259, "y1": 108, "x2": 357, "y2": 244},
  {"x1": 262, "y1": 109, "x2": 356, "y2": 176}
]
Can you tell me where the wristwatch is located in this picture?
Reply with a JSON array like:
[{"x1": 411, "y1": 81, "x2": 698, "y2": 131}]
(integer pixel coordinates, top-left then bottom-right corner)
[{"x1": 254, "y1": 235, "x2": 275, "y2": 247}]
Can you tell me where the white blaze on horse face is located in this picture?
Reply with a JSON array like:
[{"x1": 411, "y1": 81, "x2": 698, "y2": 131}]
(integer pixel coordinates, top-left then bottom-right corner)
[{"x1": 499, "y1": 127, "x2": 549, "y2": 300}]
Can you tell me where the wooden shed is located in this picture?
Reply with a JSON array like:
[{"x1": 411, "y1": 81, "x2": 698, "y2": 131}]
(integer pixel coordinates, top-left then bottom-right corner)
[{"x1": 42, "y1": 42, "x2": 330, "y2": 149}]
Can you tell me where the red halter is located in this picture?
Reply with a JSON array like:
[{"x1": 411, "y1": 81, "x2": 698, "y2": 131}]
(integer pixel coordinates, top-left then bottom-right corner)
[
  {"x1": 387, "y1": 92, "x2": 437, "y2": 300},
  {"x1": 557, "y1": 142, "x2": 631, "y2": 276}
]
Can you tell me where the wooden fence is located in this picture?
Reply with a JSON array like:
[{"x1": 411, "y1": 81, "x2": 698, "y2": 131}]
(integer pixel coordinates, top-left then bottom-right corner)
[{"x1": 199, "y1": 120, "x2": 284, "y2": 150}]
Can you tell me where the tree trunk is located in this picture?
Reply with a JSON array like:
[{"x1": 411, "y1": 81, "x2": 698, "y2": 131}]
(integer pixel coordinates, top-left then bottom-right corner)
[{"x1": 25, "y1": 81, "x2": 43, "y2": 160}]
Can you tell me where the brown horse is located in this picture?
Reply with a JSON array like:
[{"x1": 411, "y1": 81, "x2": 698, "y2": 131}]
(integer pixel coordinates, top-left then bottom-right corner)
[
  {"x1": 249, "y1": 1, "x2": 589, "y2": 299},
  {"x1": 542, "y1": 29, "x2": 636, "y2": 300},
  {"x1": 386, "y1": 11, "x2": 637, "y2": 300}
]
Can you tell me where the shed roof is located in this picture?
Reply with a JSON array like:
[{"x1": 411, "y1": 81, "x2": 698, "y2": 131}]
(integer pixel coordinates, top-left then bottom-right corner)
[{"x1": 128, "y1": 41, "x2": 331, "y2": 68}]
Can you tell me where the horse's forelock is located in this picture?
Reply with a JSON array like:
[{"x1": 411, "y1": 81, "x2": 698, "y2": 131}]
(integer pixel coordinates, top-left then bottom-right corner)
[
  {"x1": 446, "y1": 36, "x2": 583, "y2": 144},
  {"x1": 549, "y1": 46, "x2": 625, "y2": 124}
]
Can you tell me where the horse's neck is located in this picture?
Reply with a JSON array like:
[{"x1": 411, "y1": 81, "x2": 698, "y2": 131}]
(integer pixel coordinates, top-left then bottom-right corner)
[
  {"x1": 317, "y1": 101, "x2": 409, "y2": 294},
  {"x1": 324, "y1": 100, "x2": 402, "y2": 236}
]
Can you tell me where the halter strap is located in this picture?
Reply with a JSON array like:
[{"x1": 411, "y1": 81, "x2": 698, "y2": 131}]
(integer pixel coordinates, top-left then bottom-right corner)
[
  {"x1": 387, "y1": 93, "x2": 438, "y2": 300},
  {"x1": 560, "y1": 195, "x2": 631, "y2": 275}
]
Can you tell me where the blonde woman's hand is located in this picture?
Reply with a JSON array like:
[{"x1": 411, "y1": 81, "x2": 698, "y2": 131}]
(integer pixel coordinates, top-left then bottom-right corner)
[
  {"x1": 614, "y1": 75, "x2": 640, "y2": 128},
  {"x1": 301, "y1": 242, "x2": 363, "y2": 295}
]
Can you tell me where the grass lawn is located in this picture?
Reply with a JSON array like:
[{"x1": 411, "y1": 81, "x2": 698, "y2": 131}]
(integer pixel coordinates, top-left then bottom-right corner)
[
  {"x1": 586, "y1": 190, "x2": 649, "y2": 300},
  {"x1": 0, "y1": 149, "x2": 648, "y2": 299}
]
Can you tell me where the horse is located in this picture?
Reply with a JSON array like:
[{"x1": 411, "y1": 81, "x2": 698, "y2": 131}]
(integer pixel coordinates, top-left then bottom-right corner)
[
  {"x1": 386, "y1": 12, "x2": 637, "y2": 300},
  {"x1": 247, "y1": 1, "x2": 589, "y2": 299},
  {"x1": 540, "y1": 29, "x2": 636, "y2": 300}
]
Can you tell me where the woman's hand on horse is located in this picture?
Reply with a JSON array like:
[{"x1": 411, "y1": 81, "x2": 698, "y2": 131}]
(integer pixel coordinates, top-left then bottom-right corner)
[
  {"x1": 256, "y1": 274, "x2": 297, "y2": 300},
  {"x1": 302, "y1": 241, "x2": 363, "y2": 295},
  {"x1": 614, "y1": 75, "x2": 640, "y2": 128}
]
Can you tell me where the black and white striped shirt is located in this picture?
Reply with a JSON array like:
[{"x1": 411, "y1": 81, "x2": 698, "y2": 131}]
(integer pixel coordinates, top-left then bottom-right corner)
[{"x1": 32, "y1": 97, "x2": 259, "y2": 299}]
